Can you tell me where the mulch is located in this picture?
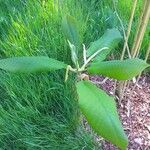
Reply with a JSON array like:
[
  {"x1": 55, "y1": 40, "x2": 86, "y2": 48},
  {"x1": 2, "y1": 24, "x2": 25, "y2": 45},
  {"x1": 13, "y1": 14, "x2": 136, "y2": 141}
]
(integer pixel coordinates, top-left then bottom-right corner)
[{"x1": 89, "y1": 74, "x2": 150, "y2": 150}]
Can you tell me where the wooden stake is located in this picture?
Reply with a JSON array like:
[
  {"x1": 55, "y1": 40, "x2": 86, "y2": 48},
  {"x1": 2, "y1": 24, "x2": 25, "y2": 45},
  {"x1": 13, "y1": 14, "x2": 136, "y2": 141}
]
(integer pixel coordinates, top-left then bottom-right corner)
[
  {"x1": 131, "y1": 0, "x2": 147, "y2": 56},
  {"x1": 131, "y1": 0, "x2": 150, "y2": 57},
  {"x1": 145, "y1": 42, "x2": 150, "y2": 61},
  {"x1": 120, "y1": 0, "x2": 150, "y2": 101},
  {"x1": 121, "y1": 0, "x2": 137, "y2": 60},
  {"x1": 112, "y1": 0, "x2": 131, "y2": 96},
  {"x1": 115, "y1": 0, "x2": 138, "y2": 100}
]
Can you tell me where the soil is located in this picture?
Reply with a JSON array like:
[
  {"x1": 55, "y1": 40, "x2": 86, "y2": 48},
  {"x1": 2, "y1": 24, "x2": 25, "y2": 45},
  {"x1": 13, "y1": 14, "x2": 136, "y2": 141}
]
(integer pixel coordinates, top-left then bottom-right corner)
[{"x1": 89, "y1": 74, "x2": 150, "y2": 150}]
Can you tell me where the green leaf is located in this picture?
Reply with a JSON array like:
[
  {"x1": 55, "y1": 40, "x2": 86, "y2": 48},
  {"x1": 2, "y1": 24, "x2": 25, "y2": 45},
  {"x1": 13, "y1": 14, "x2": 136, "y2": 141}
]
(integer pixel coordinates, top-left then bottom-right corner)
[
  {"x1": 0, "y1": 56, "x2": 67, "y2": 73},
  {"x1": 62, "y1": 15, "x2": 80, "y2": 49},
  {"x1": 62, "y1": 15, "x2": 79, "y2": 46},
  {"x1": 87, "y1": 28, "x2": 122, "y2": 62},
  {"x1": 68, "y1": 40, "x2": 78, "y2": 67},
  {"x1": 76, "y1": 81, "x2": 128, "y2": 150},
  {"x1": 93, "y1": 48, "x2": 111, "y2": 62},
  {"x1": 88, "y1": 58, "x2": 149, "y2": 80},
  {"x1": 62, "y1": 15, "x2": 80, "y2": 66}
]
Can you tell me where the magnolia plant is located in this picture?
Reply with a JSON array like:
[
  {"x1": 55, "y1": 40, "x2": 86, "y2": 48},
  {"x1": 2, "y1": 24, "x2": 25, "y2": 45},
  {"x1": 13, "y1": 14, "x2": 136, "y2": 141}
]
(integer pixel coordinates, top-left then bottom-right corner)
[{"x1": 0, "y1": 16, "x2": 149, "y2": 150}]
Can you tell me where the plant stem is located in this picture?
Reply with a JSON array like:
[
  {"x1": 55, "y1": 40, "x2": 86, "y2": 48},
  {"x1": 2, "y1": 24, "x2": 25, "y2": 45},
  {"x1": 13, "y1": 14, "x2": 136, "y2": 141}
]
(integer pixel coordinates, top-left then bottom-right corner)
[
  {"x1": 65, "y1": 65, "x2": 77, "y2": 82},
  {"x1": 80, "y1": 47, "x2": 109, "y2": 70},
  {"x1": 83, "y1": 44, "x2": 87, "y2": 64}
]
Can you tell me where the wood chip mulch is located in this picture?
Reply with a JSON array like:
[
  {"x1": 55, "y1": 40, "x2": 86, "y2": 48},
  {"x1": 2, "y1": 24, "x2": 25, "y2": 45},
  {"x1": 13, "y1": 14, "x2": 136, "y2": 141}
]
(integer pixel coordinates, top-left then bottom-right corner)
[{"x1": 90, "y1": 74, "x2": 150, "y2": 150}]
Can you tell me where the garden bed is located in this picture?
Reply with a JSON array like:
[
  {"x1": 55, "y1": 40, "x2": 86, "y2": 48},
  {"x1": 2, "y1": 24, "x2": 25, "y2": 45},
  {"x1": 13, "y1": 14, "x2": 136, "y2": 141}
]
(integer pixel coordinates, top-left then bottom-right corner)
[{"x1": 90, "y1": 74, "x2": 150, "y2": 149}]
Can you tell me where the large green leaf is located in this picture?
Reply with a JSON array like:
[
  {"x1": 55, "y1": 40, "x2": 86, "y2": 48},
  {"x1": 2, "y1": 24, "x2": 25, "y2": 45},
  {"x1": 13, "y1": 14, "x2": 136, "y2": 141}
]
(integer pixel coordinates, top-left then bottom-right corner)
[
  {"x1": 62, "y1": 15, "x2": 80, "y2": 66},
  {"x1": 76, "y1": 81, "x2": 128, "y2": 150},
  {"x1": 88, "y1": 58, "x2": 149, "y2": 80},
  {"x1": 0, "y1": 56, "x2": 67, "y2": 73},
  {"x1": 93, "y1": 48, "x2": 111, "y2": 62},
  {"x1": 87, "y1": 28, "x2": 122, "y2": 62},
  {"x1": 62, "y1": 15, "x2": 80, "y2": 47}
]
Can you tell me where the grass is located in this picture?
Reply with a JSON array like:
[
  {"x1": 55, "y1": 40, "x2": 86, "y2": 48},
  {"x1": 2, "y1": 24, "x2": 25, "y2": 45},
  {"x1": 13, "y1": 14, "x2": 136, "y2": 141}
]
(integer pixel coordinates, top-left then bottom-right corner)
[
  {"x1": 0, "y1": 0, "x2": 149, "y2": 149},
  {"x1": 0, "y1": 72, "x2": 99, "y2": 150},
  {"x1": 0, "y1": 0, "x2": 99, "y2": 149}
]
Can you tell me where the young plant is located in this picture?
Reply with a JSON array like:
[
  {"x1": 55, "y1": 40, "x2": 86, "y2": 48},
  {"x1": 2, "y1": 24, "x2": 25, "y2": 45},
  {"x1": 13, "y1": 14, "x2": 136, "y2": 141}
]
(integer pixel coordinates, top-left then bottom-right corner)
[{"x1": 0, "y1": 16, "x2": 149, "y2": 150}]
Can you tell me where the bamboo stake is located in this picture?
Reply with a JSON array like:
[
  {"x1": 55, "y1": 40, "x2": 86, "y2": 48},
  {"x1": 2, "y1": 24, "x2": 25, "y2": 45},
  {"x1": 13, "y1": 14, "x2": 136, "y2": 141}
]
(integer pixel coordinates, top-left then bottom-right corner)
[
  {"x1": 112, "y1": 0, "x2": 131, "y2": 96},
  {"x1": 135, "y1": 2, "x2": 150, "y2": 57},
  {"x1": 128, "y1": 0, "x2": 150, "y2": 97},
  {"x1": 131, "y1": 0, "x2": 150, "y2": 57},
  {"x1": 122, "y1": 0, "x2": 150, "y2": 101},
  {"x1": 131, "y1": 0, "x2": 150, "y2": 81},
  {"x1": 118, "y1": 0, "x2": 138, "y2": 101},
  {"x1": 133, "y1": 42, "x2": 150, "y2": 86},
  {"x1": 112, "y1": 0, "x2": 130, "y2": 57},
  {"x1": 114, "y1": 0, "x2": 137, "y2": 100},
  {"x1": 131, "y1": 0, "x2": 147, "y2": 56},
  {"x1": 127, "y1": 42, "x2": 150, "y2": 98},
  {"x1": 145, "y1": 42, "x2": 150, "y2": 61},
  {"x1": 121, "y1": 0, "x2": 137, "y2": 60}
]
